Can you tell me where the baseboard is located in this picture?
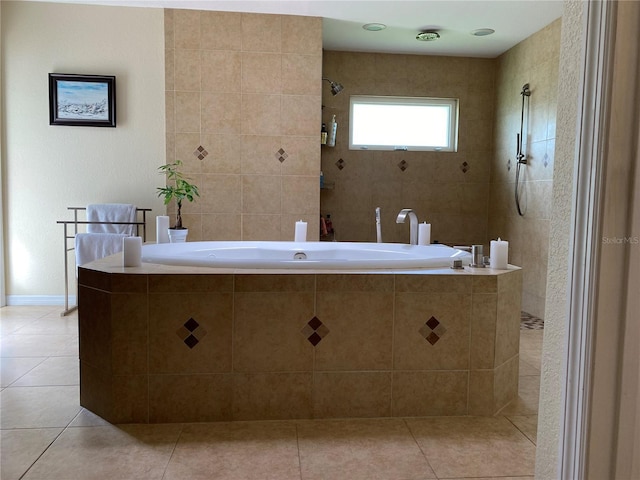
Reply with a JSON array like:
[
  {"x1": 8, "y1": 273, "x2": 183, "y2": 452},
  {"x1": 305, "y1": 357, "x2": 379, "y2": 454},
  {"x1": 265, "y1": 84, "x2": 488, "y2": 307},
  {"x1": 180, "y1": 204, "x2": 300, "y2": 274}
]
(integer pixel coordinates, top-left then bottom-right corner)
[{"x1": 5, "y1": 295, "x2": 76, "y2": 306}]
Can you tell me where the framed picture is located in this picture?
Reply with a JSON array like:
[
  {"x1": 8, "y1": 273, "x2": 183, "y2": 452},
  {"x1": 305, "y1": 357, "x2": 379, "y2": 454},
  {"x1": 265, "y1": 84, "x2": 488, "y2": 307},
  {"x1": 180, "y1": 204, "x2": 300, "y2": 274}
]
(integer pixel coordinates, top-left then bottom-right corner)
[{"x1": 48, "y1": 73, "x2": 116, "y2": 127}]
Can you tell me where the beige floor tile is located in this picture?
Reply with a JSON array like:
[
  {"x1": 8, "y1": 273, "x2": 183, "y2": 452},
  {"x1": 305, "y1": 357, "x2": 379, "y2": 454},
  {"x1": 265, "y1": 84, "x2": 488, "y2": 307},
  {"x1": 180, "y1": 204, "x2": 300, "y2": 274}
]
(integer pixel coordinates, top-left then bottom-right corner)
[
  {"x1": 297, "y1": 418, "x2": 436, "y2": 480},
  {"x1": 446, "y1": 477, "x2": 534, "y2": 480},
  {"x1": 0, "y1": 385, "x2": 81, "y2": 428},
  {"x1": 0, "y1": 306, "x2": 59, "y2": 320},
  {"x1": 499, "y1": 375, "x2": 540, "y2": 415},
  {"x1": 0, "y1": 428, "x2": 63, "y2": 480},
  {"x1": 12, "y1": 357, "x2": 79, "y2": 386},
  {"x1": 16, "y1": 317, "x2": 79, "y2": 335},
  {"x1": 519, "y1": 358, "x2": 540, "y2": 376},
  {"x1": 67, "y1": 408, "x2": 112, "y2": 427},
  {"x1": 164, "y1": 421, "x2": 300, "y2": 480},
  {"x1": 0, "y1": 357, "x2": 46, "y2": 387},
  {"x1": 22, "y1": 424, "x2": 182, "y2": 480},
  {"x1": 507, "y1": 415, "x2": 538, "y2": 444},
  {"x1": 0, "y1": 334, "x2": 78, "y2": 357},
  {"x1": 406, "y1": 416, "x2": 536, "y2": 478}
]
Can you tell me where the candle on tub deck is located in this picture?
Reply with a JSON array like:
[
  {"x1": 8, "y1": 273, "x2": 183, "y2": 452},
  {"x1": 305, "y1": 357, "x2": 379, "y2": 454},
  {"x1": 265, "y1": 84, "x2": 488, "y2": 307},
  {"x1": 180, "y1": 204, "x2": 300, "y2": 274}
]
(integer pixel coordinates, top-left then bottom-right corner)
[
  {"x1": 156, "y1": 216, "x2": 170, "y2": 244},
  {"x1": 123, "y1": 236, "x2": 142, "y2": 267},
  {"x1": 490, "y1": 238, "x2": 509, "y2": 269},
  {"x1": 418, "y1": 222, "x2": 431, "y2": 245},
  {"x1": 294, "y1": 220, "x2": 307, "y2": 242}
]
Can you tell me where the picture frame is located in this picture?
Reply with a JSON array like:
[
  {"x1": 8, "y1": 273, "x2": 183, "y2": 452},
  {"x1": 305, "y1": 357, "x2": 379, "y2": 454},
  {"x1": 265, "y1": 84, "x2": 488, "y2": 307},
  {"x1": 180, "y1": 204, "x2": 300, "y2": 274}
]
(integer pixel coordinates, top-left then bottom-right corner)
[{"x1": 48, "y1": 73, "x2": 116, "y2": 127}]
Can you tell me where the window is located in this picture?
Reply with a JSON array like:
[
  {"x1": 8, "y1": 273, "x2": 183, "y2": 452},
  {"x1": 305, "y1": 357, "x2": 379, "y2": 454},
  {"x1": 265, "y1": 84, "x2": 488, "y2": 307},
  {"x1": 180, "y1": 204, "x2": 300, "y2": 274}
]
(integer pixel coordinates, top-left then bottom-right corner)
[{"x1": 349, "y1": 95, "x2": 459, "y2": 152}]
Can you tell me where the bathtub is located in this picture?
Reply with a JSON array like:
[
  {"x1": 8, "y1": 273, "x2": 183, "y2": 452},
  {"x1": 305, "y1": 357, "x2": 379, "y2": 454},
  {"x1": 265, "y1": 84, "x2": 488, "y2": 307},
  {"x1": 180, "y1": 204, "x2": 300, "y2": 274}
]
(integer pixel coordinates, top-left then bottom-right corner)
[{"x1": 141, "y1": 241, "x2": 472, "y2": 269}]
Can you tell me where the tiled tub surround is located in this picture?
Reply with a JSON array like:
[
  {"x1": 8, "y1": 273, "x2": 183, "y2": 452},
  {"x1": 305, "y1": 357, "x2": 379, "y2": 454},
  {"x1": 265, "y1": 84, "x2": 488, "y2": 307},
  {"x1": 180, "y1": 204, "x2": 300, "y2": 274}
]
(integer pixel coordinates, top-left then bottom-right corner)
[{"x1": 78, "y1": 259, "x2": 521, "y2": 424}]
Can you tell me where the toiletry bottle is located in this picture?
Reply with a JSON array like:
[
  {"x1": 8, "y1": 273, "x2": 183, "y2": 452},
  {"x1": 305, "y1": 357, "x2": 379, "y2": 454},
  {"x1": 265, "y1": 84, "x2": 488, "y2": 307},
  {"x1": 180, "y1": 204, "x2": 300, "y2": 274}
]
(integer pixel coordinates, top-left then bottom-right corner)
[
  {"x1": 327, "y1": 115, "x2": 337, "y2": 147},
  {"x1": 325, "y1": 214, "x2": 333, "y2": 234},
  {"x1": 320, "y1": 170, "x2": 324, "y2": 189},
  {"x1": 321, "y1": 123, "x2": 327, "y2": 145}
]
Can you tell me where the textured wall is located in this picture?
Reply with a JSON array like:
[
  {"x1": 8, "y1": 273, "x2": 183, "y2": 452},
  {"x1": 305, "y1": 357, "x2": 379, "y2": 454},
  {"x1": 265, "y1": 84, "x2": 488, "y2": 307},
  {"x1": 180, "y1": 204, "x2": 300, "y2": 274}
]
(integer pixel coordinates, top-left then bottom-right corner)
[
  {"x1": 490, "y1": 19, "x2": 562, "y2": 319},
  {"x1": 536, "y1": 1, "x2": 586, "y2": 478},
  {"x1": 164, "y1": 9, "x2": 322, "y2": 241},
  {"x1": 320, "y1": 52, "x2": 495, "y2": 246}
]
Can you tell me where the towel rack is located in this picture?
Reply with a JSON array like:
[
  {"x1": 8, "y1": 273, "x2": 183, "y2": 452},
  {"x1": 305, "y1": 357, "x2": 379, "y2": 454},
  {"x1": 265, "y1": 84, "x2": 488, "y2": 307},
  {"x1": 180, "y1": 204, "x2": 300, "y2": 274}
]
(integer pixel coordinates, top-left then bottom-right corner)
[{"x1": 57, "y1": 207, "x2": 151, "y2": 316}]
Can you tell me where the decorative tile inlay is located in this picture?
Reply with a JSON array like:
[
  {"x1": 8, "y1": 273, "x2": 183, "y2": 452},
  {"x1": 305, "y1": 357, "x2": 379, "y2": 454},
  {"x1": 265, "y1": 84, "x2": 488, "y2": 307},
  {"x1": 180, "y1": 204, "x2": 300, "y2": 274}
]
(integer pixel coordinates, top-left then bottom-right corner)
[
  {"x1": 507, "y1": 158, "x2": 512, "y2": 171},
  {"x1": 460, "y1": 161, "x2": 470, "y2": 173},
  {"x1": 419, "y1": 316, "x2": 447, "y2": 345},
  {"x1": 398, "y1": 159, "x2": 407, "y2": 171},
  {"x1": 275, "y1": 148, "x2": 288, "y2": 163},
  {"x1": 176, "y1": 317, "x2": 208, "y2": 349},
  {"x1": 301, "y1": 316, "x2": 330, "y2": 347},
  {"x1": 521, "y1": 311, "x2": 544, "y2": 330},
  {"x1": 543, "y1": 152, "x2": 549, "y2": 168},
  {"x1": 335, "y1": 158, "x2": 345, "y2": 170},
  {"x1": 193, "y1": 145, "x2": 208, "y2": 160}
]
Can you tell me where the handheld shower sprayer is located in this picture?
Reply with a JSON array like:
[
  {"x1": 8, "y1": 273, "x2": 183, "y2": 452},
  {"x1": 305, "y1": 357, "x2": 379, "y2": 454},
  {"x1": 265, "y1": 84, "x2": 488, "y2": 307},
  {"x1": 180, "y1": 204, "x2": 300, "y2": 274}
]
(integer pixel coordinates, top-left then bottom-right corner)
[
  {"x1": 375, "y1": 207, "x2": 382, "y2": 243},
  {"x1": 515, "y1": 83, "x2": 531, "y2": 216}
]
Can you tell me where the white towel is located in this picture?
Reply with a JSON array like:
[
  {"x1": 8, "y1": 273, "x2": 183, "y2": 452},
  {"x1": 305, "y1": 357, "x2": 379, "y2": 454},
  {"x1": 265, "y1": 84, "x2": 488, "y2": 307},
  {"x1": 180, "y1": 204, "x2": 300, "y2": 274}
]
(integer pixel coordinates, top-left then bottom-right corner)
[
  {"x1": 86, "y1": 203, "x2": 136, "y2": 235},
  {"x1": 75, "y1": 233, "x2": 127, "y2": 266}
]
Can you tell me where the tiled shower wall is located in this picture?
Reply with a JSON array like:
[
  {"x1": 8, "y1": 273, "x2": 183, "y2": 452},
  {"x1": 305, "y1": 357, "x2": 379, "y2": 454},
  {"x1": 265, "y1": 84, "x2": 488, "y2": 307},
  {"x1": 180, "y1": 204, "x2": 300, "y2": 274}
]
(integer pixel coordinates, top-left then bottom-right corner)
[
  {"x1": 165, "y1": 9, "x2": 322, "y2": 241},
  {"x1": 489, "y1": 19, "x2": 561, "y2": 318},
  {"x1": 320, "y1": 52, "x2": 496, "y2": 245}
]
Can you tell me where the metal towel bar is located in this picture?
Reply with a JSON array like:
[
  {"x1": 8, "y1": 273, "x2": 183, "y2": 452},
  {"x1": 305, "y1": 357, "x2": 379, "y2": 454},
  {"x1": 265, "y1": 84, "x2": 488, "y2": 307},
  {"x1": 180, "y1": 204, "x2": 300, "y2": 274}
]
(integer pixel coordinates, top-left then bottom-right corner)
[{"x1": 56, "y1": 207, "x2": 151, "y2": 316}]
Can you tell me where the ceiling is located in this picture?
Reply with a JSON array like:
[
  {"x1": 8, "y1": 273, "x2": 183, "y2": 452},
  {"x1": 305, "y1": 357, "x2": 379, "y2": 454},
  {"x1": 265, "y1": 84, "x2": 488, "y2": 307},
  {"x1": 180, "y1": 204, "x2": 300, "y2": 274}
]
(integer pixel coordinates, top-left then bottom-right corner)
[{"x1": 26, "y1": 0, "x2": 565, "y2": 58}]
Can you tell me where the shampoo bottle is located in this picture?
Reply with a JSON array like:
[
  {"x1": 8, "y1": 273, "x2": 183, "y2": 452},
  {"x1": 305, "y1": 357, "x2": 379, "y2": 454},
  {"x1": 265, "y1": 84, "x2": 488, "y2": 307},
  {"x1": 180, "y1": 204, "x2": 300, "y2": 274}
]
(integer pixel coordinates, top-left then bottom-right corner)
[{"x1": 327, "y1": 115, "x2": 337, "y2": 147}]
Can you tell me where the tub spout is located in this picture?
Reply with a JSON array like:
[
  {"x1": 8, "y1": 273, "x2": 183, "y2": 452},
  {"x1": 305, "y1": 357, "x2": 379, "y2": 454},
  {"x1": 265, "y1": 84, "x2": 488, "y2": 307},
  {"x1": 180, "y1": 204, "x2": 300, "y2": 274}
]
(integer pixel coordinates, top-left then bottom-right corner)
[{"x1": 396, "y1": 208, "x2": 419, "y2": 245}]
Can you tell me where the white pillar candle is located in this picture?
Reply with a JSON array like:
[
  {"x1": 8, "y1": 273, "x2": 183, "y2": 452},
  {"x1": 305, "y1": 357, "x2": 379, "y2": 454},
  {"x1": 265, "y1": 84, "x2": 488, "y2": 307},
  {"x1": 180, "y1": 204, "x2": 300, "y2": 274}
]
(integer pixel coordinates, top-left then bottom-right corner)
[
  {"x1": 123, "y1": 236, "x2": 142, "y2": 267},
  {"x1": 418, "y1": 222, "x2": 431, "y2": 245},
  {"x1": 294, "y1": 220, "x2": 307, "y2": 242},
  {"x1": 156, "y1": 216, "x2": 170, "y2": 244},
  {"x1": 490, "y1": 237, "x2": 509, "y2": 269}
]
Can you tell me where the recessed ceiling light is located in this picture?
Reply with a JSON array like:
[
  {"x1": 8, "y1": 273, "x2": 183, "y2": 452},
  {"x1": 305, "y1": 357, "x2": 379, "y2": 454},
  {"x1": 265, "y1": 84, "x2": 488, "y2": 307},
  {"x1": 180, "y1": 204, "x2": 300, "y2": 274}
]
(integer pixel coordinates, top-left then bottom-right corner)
[
  {"x1": 363, "y1": 23, "x2": 386, "y2": 31},
  {"x1": 416, "y1": 31, "x2": 440, "y2": 41},
  {"x1": 471, "y1": 28, "x2": 495, "y2": 37}
]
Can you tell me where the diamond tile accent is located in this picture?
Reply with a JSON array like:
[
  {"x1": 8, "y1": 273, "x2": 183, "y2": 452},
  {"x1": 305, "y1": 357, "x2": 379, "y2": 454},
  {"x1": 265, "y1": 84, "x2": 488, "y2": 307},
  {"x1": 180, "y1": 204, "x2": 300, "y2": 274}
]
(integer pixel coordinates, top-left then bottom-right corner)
[
  {"x1": 460, "y1": 161, "x2": 470, "y2": 173},
  {"x1": 543, "y1": 153, "x2": 549, "y2": 168},
  {"x1": 194, "y1": 145, "x2": 208, "y2": 160},
  {"x1": 176, "y1": 317, "x2": 208, "y2": 349},
  {"x1": 301, "y1": 316, "x2": 329, "y2": 347},
  {"x1": 398, "y1": 159, "x2": 407, "y2": 171},
  {"x1": 507, "y1": 159, "x2": 512, "y2": 171},
  {"x1": 419, "y1": 316, "x2": 446, "y2": 345},
  {"x1": 275, "y1": 148, "x2": 288, "y2": 163},
  {"x1": 335, "y1": 158, "x2": 345, "y2": 170}
]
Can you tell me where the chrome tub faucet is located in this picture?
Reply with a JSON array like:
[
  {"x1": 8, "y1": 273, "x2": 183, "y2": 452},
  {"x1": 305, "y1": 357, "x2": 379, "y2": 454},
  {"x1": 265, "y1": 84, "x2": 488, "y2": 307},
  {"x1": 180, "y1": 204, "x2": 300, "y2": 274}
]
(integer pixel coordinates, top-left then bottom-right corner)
[{"x1": 396, "y1": 208, "x2": 419, "y2": 245}]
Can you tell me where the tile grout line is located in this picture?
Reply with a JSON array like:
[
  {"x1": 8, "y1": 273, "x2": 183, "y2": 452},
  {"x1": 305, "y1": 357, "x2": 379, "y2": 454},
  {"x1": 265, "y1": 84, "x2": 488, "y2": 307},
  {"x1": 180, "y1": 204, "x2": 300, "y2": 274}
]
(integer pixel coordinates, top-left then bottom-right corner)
[
  {"x1": 160, "y1": 423, "x2": 185, "y2": 480},
  {"x1": 294, "y1": 422, "x2": 304, "y2": 480},
  {"x1": 17, "y1": 403, "x2": 84, "y2": 480},
  {"x1": 401, "y1": 417, "x2": 440, "y2": 479}
]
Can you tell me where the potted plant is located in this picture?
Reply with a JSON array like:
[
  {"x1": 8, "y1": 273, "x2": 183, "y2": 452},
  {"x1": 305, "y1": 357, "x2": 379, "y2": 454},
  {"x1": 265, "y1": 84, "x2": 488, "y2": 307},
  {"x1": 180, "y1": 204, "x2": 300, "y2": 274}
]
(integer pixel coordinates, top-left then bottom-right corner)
[{"x1": 157, "y1": 160, "x2": 200, "y2": 243}]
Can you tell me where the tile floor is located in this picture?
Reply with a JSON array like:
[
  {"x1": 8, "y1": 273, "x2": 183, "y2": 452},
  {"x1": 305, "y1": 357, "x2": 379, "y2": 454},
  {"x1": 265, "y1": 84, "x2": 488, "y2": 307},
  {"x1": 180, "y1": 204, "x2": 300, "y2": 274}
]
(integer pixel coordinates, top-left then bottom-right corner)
[{"x1": 1, "y1": 305, "x2": 543, "y2": 480}]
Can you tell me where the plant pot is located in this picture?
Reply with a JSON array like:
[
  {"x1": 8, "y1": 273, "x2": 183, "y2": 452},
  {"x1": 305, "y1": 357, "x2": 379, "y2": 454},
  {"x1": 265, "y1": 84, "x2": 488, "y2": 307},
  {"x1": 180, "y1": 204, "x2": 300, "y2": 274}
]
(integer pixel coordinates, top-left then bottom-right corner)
[{"x1": 168, "y1": 228, "x2": 188, "y2": 243}]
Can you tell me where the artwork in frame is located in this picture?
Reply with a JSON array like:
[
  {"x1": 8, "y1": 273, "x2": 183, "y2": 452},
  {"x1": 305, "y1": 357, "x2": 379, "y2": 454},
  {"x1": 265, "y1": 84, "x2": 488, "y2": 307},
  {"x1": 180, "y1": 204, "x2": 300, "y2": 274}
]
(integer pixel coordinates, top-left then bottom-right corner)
[{"x1": 48, "y1": 73, "x2": 116, "y2": 127}]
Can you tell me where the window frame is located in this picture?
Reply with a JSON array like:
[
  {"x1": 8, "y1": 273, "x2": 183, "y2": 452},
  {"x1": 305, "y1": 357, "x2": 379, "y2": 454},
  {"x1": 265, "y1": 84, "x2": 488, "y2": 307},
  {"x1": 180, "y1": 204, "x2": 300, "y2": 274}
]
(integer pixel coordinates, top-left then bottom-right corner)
[{"x1": 348, "y1": 95, "x2": 459, "y2": 152}]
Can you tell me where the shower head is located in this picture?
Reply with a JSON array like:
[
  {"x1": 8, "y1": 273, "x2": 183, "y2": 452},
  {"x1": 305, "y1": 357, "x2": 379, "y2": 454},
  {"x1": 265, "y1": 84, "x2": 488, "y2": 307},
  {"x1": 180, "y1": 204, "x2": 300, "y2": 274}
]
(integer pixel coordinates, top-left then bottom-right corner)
[
  {"x1": 323, "y1": 77, "x2": 344, "y2": 96},
  {"x1": 521, "y1": 83, "x2": 531, "y2": 96}
]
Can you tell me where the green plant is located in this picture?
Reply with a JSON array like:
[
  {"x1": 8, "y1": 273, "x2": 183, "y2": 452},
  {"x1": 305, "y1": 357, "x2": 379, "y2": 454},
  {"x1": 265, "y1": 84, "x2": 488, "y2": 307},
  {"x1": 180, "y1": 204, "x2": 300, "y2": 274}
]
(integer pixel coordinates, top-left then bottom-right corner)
[{"x1": 157, "y1": 160, "x2": 200, "y2": 229}]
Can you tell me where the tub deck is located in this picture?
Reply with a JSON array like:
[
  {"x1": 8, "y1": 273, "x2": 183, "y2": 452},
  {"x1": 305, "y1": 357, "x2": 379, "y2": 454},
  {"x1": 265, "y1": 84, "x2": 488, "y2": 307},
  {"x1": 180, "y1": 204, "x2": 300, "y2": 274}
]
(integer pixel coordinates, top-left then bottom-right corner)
[{"x1": 78, "y1": 253, "x2": 522, "y2": 423}]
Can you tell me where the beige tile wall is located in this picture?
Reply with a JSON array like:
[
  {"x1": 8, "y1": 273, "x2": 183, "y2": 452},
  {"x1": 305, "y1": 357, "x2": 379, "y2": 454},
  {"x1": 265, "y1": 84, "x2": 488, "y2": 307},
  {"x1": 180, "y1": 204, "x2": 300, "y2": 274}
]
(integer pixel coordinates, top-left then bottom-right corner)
[
  {"x1": 165, "y1": 9, "x2": 322, "y2": 241},
  {"x1": 489, "y1": 19, "x2": 561, "y2": 318},
  {"x1": 320, "y1": 52, "x2": 496, "y2": 245},
  {"x1": 78, "y1": 267, "x2": 521, "y2": 423}
]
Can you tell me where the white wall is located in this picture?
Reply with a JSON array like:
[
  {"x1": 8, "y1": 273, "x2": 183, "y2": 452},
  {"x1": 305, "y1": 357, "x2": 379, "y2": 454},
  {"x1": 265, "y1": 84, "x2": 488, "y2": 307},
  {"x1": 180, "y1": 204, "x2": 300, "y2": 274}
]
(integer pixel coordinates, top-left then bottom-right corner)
[{"x1": 1, "y1": 1, "x2": 166, "y2": 300}]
